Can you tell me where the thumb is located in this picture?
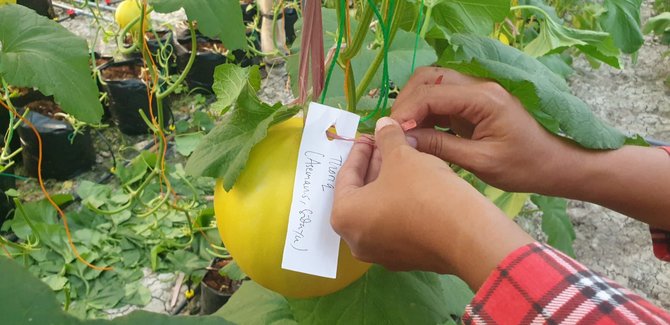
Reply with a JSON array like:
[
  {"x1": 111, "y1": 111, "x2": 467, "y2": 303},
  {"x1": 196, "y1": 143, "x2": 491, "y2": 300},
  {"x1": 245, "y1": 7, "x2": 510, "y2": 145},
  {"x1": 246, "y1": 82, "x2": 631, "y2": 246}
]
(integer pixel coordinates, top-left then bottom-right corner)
[
  {"x1": 374, "y1": 117, "x2": 411, "y2": 157},
  {"x1": 407, "y1": 128, "x2": 484, "y2": 171}
]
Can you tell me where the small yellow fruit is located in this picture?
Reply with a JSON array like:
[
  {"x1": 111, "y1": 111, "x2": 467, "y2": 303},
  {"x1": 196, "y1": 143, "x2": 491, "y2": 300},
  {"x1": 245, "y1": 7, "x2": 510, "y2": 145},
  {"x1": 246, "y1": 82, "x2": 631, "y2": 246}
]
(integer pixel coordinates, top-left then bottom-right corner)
[
  {"x1": 498, "y1": 33, "x2": 510, "y2": 45},
  {"x1": 214, "y1": 118, "x2": 371, "y2": 298},
  {"x1": 115, "y1": 0, "x2": 149, "y2": 33}
]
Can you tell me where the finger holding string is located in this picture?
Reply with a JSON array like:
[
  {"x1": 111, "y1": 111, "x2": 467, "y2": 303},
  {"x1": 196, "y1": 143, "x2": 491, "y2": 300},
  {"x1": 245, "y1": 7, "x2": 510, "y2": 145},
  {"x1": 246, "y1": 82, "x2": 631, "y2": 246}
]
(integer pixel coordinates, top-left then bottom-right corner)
[
  {"x1": 391, "y1": 82, "x2": 503, "y2": 137},
  {"x1": 326, "y1": 119, "x2": 417, "y2": 184},
  {"x1": 392, "y1": 68, "x2": 488, "y2": 137},
  {"x1": 392, "y1": 67, "x2": 482, "y2": 123}
]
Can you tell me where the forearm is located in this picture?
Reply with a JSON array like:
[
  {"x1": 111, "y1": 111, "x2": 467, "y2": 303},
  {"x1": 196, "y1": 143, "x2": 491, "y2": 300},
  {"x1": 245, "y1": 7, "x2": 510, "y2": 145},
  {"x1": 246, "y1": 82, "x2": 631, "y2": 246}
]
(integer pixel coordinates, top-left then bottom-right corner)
[
  {"x1": 544, "y1": 145, "x2": 670, "y2": 230},
  {"x1": 429, "y1": 186, "x2": 534, "y2": 290}
]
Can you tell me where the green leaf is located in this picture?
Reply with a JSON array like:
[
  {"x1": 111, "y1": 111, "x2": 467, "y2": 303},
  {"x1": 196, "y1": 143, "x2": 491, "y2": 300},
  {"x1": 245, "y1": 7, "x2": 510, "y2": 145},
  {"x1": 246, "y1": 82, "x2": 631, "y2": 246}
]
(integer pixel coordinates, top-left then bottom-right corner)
[
  {"x1": 289, "y1": 266, "x2": 470, "y2": 323},
  {"x1": 192, "y1": 111, "x2": 215, "y2": 132},
  {"x1": 215, "y1": 281, "x2": 298, "y2": 325},
  {"x1": 0, "y1": 5, "x2": 103, "y2": 123},
  {"x1": 459, "y1": 170, "x2": 528, "y2": 218},
  {"x1": 218, "y1": 265, "x2": 472, "y2": 323},
  {"x1": 185, "y1": 65, "x2": 299, "y2": 188},
  {"x1": 424, "y1": 0, "x2": 446, "y2": 9},
  {"x1": 519, "y1": 0, "x2": 562, "y2": 23},
  {"x1": 105, "y1": 311, "x2": 234, "y2": 325},
  {"x1": 87, "y1": 282, "x2": 126, "y2": 310},
  {"x1": 643, "y1": 12, "x2": 670, "y2": 35},
  {"x1": 537, "y1": 54, "x2": 574, "y2": 79},
  {"x1": 219, "y1": 260, "x2": 247, "y2": 281},
  {"x1": 148, "y1": 0, "x2": 246, "y2": 50},
  {"x1": 123, "y1": 282, "x2": 152, "y2": 306},
  {"x1": 395, "y1": 0, "x2": 422, "y2": 32},
  {"x1": 432, "y1": 0, "x2": 510, "y2": 35},
  {"x1": 599, "y1": 0, "x2": 644, "y2": 54},
  {"x1": 186, "y1": 99, "x2": 298, "y2": 188},
  {"x1": 439, "y1": 275, "x2": 474, "y2": 318},
  {"x1": 165, "y1": 250, "x2": 209, "y2": 275},
  {"x1": 531, "y1": 195, "x2": 576, "y2": 257},
  {"x1": 175, "y1": 132, "x2": 204, "y2": 156},
  {"x1": 42, "y1": 274, "x2": 69, "y2": 291},
  {"x1": 0, "y1": 257, "x2": 234, "y2": 324},
  {"x1": 77, "y1": 181, "x2": 112, "y2": 209},
  {"x1": 9, "y1": 195, "x2": 73, "y2": 243},
  {"x1": 439, "y1": 34, "x2": 627, "y2": 149},
  {"x1": 211, "y1": 64, "x2": 261, "y2": 113},
  {"x1": 483, "y1": 187, "x2": 530, "y2": 218},
  {"x1": 521, "y1": 8, "x2": 621, "y2": 67}
]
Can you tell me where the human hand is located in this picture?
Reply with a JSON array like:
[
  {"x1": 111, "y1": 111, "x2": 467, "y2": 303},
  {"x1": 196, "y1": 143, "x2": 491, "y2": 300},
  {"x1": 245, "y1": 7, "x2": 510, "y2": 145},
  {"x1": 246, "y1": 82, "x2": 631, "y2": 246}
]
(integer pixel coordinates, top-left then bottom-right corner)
[
  {"x1": 332, "y1": 117, "x2": 534, "y2": 289},
  {"x1": 391, "y1": 67, "x2": 585, "y2": 195}
]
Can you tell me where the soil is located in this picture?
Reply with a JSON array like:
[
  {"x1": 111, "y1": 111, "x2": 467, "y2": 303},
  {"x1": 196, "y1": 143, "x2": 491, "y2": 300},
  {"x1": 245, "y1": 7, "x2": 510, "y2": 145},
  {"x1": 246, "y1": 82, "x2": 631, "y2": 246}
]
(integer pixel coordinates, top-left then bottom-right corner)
[
  {"x1": 101, "y1": 64, "x2": 143, "y2": 81},
  {"x1": 202, "y1": 259, "x2": 242, "y2": 294},
  {"x1": 95, "y1": 57, "x2": 112, "y2": 68},
  {"x1": 146, "y1": 30, "x2": 170, "y2": 41},
  {"x1": 25, "y1": 100, "x2": 64, "y2": 120},
  {"x1": 178, "y1": 38, "x2": 227, "y2": 55},
  {"x1": 123, "y1": 31, "x2": 170, "y2": 44}
]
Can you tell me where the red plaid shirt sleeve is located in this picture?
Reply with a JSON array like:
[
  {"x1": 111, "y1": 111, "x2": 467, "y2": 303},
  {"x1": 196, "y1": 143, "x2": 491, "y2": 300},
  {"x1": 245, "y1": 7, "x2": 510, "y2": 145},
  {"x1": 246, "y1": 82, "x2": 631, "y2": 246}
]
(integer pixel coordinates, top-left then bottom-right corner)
[
  {"x1": 652, "y1": 228, "x2": 670, "y2": 262},
  {"x1": 463, "y1": 243, "x2": 670, "y2": 324},
  {"x1": 653, "y1": 146, "x2": 670, "y2": 262}
]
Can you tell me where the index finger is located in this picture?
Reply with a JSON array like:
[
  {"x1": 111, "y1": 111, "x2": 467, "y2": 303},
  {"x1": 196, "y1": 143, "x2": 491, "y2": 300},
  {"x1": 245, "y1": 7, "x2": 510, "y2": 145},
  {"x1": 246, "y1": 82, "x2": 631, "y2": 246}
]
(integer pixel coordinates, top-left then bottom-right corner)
[
  {"x1": 390, "y1": 83, "x2": 499, "y2": 127},
  {"x1": 394, "y1": 67, "x2": 482, "y2": 110}
]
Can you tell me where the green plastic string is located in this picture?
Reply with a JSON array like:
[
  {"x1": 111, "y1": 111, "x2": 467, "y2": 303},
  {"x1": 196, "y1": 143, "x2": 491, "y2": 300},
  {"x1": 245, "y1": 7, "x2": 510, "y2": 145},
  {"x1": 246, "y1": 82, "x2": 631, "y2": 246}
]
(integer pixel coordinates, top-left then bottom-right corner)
[
  {"x1": 361, "y1": 0, "x2": 393, "y2": 122},
  {"x1": 379, "y1": 0, "x2": 396, "y2": 117},
  {"x1": 0, "y1": 173, "x2": 28, "y2": 181},
  {"x1": 410, "y1": 0, "x2": 425, "y2": 74},
  {"x1": 379, "y1": 0, "x2": 395, "y2": 117},
  {"x1": 320, "y1": 0, "x2": 348, "y2": 104}
]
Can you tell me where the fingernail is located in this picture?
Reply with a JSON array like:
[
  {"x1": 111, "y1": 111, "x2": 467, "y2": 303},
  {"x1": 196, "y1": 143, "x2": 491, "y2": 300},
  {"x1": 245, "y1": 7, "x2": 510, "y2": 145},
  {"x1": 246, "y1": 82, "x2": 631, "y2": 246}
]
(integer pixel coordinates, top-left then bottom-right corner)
[
  {"x1": 406, "y1": 136, "x2": 417, "y2": 148},
  {"x1": 375, "y1": 117, "x2": 396, "y2": 133}
]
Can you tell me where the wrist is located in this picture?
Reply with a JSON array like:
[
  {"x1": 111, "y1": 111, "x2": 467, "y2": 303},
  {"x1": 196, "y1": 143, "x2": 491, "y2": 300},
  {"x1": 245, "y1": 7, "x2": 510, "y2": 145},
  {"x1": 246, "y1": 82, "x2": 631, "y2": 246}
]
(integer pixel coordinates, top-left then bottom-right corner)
[
  {"x1": 431, "y1": 187, "x2": 534, "y2": 289},
  {"x1": 538, "y1": 138, "x2": 594, "y2": 199}
]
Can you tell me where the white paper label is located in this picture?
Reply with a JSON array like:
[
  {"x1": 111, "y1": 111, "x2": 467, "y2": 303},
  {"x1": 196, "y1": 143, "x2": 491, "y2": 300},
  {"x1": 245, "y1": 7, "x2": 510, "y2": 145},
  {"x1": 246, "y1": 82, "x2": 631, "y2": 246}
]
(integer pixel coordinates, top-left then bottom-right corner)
[{"x1": 281, "y1": 102, "x2": 360, "y2": 278}]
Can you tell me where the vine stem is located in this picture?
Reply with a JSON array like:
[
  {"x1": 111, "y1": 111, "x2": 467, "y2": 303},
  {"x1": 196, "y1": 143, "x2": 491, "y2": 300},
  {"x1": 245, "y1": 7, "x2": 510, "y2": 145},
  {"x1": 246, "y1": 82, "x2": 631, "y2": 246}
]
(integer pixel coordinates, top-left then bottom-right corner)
[
  {"x1": 410, "y1": 0, "x2": 425, "y2": 73},
  {"x1": 114, "y1": 7, "x2": 155, "y2": 55},
  {"x1": 157, "y1": 22, "x2": 197, "y2": 100},
  {"x1": 354, "y1": 0, "x2": 403, "y2": 105},
  {"x1": 320, "y1": 0, "x2": 347, "y2": 103},
  {"x1": 418, "y1": 5, "x2": 432, "y2": 38},
  {"x1": 340, "y1": 4, "x2": 373, "y2": 61},
  {"x1": 0, "y1": 80, "x2": 20, "y2": 167}
]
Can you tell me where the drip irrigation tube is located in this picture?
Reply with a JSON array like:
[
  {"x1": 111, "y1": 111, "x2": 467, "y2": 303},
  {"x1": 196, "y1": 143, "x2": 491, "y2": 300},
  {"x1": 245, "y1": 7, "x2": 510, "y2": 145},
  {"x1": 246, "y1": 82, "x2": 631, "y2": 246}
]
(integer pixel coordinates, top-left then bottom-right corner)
[
  {"x1": 65, "y1": 0, "x2": 117, "y2": 12},
  {"x1": 51, "y1": 2, "x2": 113, "y2": 21},
  {"x1": 643, "y1": 137, "x2": 670, "y2": 147}
]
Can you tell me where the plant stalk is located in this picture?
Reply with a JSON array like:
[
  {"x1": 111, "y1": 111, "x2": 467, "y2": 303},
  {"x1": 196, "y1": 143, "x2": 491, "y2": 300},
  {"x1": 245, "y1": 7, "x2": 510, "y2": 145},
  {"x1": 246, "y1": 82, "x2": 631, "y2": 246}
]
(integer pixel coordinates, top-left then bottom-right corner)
[
  {"x1": 340, "y1": 4, "x2": 373, "y2": 61},
  {"x1": 354, "y1": 0, "x2": 403, "y2": 104},
  {"x1": 419, "y1": 5, "x2": 432, "y2": 38},
  {"x1": 157, "y1": 22, "x2": 197, "y2": 100}
]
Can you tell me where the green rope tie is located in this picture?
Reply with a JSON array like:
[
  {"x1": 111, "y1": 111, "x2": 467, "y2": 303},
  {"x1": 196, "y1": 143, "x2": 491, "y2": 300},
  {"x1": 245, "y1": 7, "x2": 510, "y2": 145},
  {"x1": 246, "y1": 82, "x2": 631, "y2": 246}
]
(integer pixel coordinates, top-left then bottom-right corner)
[{"x1": 320, "y1": 0, "x2": 348, "y2": 104}]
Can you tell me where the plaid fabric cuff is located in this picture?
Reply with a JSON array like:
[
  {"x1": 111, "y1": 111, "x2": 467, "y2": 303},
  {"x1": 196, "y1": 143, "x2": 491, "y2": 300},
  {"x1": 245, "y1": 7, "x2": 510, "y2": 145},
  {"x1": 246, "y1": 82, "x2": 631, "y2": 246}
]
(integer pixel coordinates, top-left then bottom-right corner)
[
  {"x1": 463, "y1": 243, "x2": 670, "y2": 324},
  {"x1": 651, "y1": 227, "x2": 670, "y2": 262}
]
